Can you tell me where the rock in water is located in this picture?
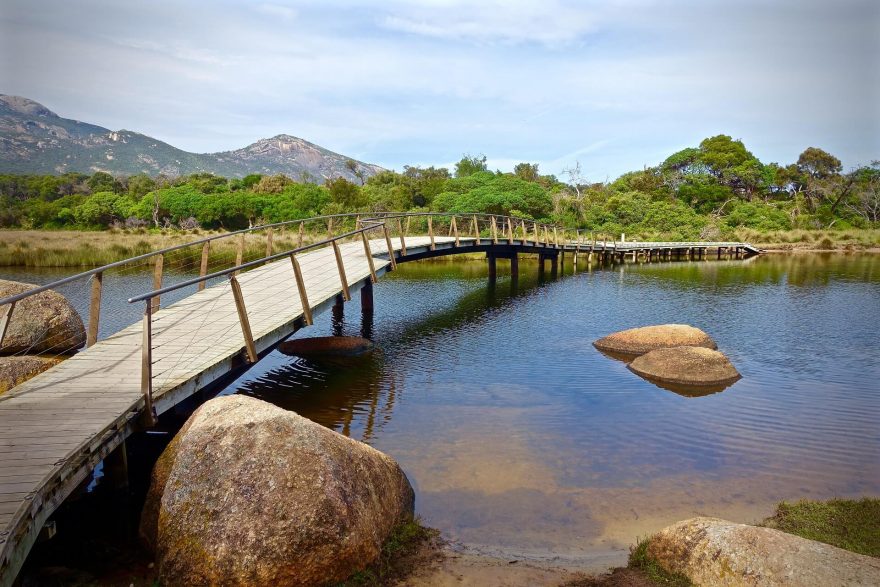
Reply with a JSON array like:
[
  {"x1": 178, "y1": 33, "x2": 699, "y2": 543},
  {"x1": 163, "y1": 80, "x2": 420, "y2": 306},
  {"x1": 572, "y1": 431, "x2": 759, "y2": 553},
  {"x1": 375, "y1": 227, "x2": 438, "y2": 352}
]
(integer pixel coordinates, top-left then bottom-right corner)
[
  {"x1": 0, "y1": 356, "x2": 62, "y2": 394},
  {"x1": 0, "y1": 279, "x2": 85, "y2": 354},
  {"x1": 278, "y1": 335, "x2": 375, "y2": 358},
  {"x1": 593, "y1": 324, "x2": 717, "y2": 356},
  {"x1": 628, "y1": 346, "x2": 740, "y2": 387},
  {"x1": 647, "y1": 517, "x2": 880, "y2": 586},
  {"x1": 141, "y1": 395, "x2": 415, "y2": 586}
]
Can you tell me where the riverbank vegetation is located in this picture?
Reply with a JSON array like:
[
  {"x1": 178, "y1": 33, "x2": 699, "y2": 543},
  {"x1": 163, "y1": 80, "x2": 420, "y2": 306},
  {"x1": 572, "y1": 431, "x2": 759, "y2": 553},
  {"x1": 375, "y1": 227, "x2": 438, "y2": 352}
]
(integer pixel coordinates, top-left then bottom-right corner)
[
  {"x1": 1, "y1": 136, "x2": 878, "y2": 264},
  {"x1": 760, "y1": 497, "x2": 880, "y2": 557}
]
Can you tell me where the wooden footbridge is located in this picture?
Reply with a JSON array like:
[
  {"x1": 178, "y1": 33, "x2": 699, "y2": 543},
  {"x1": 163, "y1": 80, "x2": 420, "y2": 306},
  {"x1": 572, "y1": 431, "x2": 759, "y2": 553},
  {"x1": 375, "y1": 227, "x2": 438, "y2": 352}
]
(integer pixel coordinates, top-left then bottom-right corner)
[{"x1": 0, "y1": 212, "x2": 759, "y2": 585}]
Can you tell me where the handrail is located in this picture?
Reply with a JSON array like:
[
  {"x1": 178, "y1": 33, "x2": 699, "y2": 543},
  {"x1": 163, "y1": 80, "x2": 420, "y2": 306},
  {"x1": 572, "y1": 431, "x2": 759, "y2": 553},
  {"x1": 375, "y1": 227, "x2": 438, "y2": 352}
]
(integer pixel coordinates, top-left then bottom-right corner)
[
  {"x1": 126, "y1": 222, "x2": 383, "y2": 303},
  {"x1": 0, "y1": 212, "x2": 371, "y2": 307}
]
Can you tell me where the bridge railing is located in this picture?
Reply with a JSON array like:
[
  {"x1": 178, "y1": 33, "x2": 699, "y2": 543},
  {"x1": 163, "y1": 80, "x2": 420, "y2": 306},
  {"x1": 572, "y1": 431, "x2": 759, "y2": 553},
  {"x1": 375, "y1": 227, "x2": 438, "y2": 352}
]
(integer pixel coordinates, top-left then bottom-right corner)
[
  {"x1": 0, "y1": 211, "x2": 620, "y2": 413},
  {"x1": 0, "y1": 211, "x2": 617, "y2": 363}
]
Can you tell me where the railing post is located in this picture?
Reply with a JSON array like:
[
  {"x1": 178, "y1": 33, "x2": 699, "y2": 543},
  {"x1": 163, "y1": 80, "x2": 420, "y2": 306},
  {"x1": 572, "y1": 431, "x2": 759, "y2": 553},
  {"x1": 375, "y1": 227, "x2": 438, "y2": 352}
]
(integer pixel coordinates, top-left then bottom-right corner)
[
  {"x1": 141, "y1": 301, "x2": 157, "y2": 427},
  {"x1": 397, "y1": 218, "x2": 407, "y2": 256},
  {"x1": 521, "y1": 220, "x2": 528, "y2": 243},
  {"x1": 361, "y1": 231, "x2": 378, "y2": 283},
  {"x1": 298, "y1": 221, "x2": 305, "y2": 248},
  {"x1": 472, "y1": 215, "x2": 479, "y2": 244},
  {"x1": 152, "y1": 253, "x2": 164, "y2": 312},
  {"x1": 235, "y1": 233, "x2": 244, "y2": 275},
  {"x1": 507, "y1": 217, "x2": 514, "y2": 244},
  {"x1": 382, "y1": 224, "x2": 398, "y2": 269},
  {"x1": 491, "y1": 216, "x2": 498, "y2": 244},
  {"x1": 87, "y1": 272, "x2": 103, "y2": 347},
  {"x1": 289, "y1": 254, "x2": 313, "y2": 326},
  {"x1": 266, "y1": 227, "x2": 274, "y2": 258},
  {"x1": 0, "y1": 301, "x2": 16, "y2": 350},
  {"x1": 451, "y1": 216, "x2": 459, "y2": 246},
  {"x1": 554, "y1": 227, "x2": 560, "y2": 248},
  {"x1": 229, "y1": 275, "x2": 258, "y2": 363},
  {"x1": 327, "y1": 216, "x2": 334, "y2": 238},
  {"x1": 428, "y1": 216, "x2": 436, "y2": 250},
  {"x1": 332, "y1": 240, "x2": 352, "y2": 301},
  {"x1": 544, "y1": 226, "x2": 550, "y2": 246},
  {"x1": 533, "y1": 222, "x2": 540, "y2": 244},
  {"x1": 198, "y1": 242, "x2": 210, "y2": 291}
]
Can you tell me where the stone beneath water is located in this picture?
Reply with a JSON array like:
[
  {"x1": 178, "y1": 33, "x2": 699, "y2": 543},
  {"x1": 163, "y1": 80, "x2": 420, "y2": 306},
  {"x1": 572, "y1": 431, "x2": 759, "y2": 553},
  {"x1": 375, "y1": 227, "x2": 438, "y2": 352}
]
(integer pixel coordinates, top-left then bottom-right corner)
[
  {"x1": 140, "y1": 395, "x2": 414, "y2": 587},
  {"x1": 648, "y1": 517, "x2": 880, "y2": 586},
  {"x1": 278, "y1": 335, "x2": 375, "y2": 358},
  {"x1": 0, "y1": 279, "x2": 85, "y2": 355},
  {"x1": 628, "y1": 346, "x2": 741, "y2": 388},
  {"x1": 593, "y1": 324, "x2": 717, "y2": 356},
  {"x1": 0, "y1": 356, "x2": 62, "y2": 395}
]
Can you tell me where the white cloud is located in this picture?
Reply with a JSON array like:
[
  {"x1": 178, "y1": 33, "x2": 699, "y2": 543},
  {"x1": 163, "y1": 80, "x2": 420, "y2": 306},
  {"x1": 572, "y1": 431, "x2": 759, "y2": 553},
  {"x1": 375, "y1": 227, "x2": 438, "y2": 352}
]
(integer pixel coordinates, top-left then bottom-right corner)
[{"x1": 0, "y1": 0, "x2": 875, "y2": 178}]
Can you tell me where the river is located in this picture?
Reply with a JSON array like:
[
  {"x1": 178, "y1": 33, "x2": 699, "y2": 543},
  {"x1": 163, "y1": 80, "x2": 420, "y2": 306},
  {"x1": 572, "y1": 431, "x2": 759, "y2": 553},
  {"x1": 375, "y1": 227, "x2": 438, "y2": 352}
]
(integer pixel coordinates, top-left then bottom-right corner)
[{"x1": 3, "y1": 252, "x2": 879, "y2": 566}]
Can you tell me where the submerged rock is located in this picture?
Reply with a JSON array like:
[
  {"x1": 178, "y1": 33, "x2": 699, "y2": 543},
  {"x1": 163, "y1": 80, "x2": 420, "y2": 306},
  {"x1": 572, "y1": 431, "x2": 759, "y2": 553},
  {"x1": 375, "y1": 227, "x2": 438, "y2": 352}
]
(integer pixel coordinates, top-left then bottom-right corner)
[
  {"x1": 593, "y1": 324, "x2": 716, "y2": 356},
  {"x1": 278, "y1": 335, "x2": 375, "y2": 358},
  {"x1": 647, "y1": 517, "x2": 880, "y2": 586},
  {"x1": 0, "y1": 356, "x2": 62, "y2": 394},
  {"x1": 141, "y1": 395, "x2": 414, "y2": 587},
  {"x1": 628, "y1": 346, "x2": 740, "y2": 388},
  {"x1": 0, "y1": 279, "x2": 85, "y2": 355}
]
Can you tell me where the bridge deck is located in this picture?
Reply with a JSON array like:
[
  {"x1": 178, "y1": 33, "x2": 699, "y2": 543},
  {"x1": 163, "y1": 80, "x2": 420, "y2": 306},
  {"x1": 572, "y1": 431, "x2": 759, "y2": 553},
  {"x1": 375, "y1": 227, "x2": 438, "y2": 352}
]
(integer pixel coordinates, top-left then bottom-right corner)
[{"x1": 0, "y1": 234, "x2": 757, "y2": 585}]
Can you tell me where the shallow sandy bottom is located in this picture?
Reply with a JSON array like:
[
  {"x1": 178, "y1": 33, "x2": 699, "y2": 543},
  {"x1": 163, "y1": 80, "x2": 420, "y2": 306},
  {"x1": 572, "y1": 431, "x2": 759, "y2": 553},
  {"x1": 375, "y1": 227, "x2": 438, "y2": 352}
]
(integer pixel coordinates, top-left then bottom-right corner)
[{"x1": 400, "y1": 549, "x2": 583, "y2": 587}]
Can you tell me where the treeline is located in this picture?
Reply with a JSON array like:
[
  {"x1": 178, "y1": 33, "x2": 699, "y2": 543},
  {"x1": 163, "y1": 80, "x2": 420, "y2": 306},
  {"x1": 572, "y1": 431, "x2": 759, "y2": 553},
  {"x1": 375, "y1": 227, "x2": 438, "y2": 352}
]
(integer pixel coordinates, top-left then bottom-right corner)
[{"x1": 1, "y1": 135, "x2": 877, "y2": 240}]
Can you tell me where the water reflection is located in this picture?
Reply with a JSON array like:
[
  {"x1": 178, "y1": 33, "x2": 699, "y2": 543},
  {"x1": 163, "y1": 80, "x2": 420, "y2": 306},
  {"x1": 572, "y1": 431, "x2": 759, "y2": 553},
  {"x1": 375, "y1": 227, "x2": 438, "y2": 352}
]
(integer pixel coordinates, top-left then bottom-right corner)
[
  {"x1": 4, "y1": 253, "x2": 878, "y2": 566},
  {"x1": 221, "y1": 253, "x2": 879, "y2": 564},
  {"x1": 595, "y1": 348, "x2": 737, "y2": 397}
]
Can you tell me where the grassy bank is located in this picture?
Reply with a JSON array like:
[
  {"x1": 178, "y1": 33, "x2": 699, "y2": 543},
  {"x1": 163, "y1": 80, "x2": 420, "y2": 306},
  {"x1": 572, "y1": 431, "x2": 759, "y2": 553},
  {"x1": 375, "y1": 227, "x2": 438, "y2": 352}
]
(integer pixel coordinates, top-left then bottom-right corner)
[
  {"x1": 1, "y1": 228, "x2": 879, "y2": 268},
  {"x1": 760, "y1": 497, "x2": 880, "y2": 557}
]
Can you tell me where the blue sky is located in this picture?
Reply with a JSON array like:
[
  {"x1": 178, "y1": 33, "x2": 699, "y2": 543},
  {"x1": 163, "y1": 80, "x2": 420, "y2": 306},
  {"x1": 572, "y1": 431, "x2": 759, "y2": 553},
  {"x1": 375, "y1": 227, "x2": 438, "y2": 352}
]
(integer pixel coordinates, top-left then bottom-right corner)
[{"x1": 2, "y1": 0, "x2": 878, "y2": 179}]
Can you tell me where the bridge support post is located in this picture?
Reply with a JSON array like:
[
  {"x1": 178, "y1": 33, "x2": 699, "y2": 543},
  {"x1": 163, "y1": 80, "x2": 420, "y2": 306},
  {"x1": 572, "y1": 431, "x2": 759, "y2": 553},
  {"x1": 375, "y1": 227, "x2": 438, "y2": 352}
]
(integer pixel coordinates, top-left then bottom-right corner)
[
  {"x1": 550, "y1": 253, "x2": 558, "y2": 278},
  {"x1": 510, "y1": 253, "x2": 519, "y2": 286},
  {"x1": 487, "y1": 254, "x2": 497, "y2": 284},
  {"x1": 360, "y1": 281, "x2": 374, "y2": 312},
  {"x1": 538, "y1": 254, "x2": 546, "y2": 280},
  {"x1": 103, "y1": 440, "x2": 129, "y2": 491},
  {"x1": 360, "y1": 282, "x2": 374, "y2": 339},
  {"x1": 332, "y1": 294, "x2": 344, "y2": 336}
]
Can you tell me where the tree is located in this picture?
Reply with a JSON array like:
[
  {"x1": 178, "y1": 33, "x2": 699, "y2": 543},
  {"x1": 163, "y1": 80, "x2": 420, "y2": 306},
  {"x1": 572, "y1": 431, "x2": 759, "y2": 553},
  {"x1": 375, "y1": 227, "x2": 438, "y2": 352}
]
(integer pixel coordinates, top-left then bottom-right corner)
[
  {"x1": 514, "y1": 163, "x2": 540, "y2": 183},
  {"x1": 797, "y1": 147, "x2": 842, "y2": 179},
  {"x1": 326, "y1": 177, "x2": 366, "y2": 209},
  {"x1": 255, "y1": 174, "x2": 293, "y2": 194},
  {"x1": 345, "y1": 159, "x2": 366, "y2": 185},
  {"x1": 454, "y1": 154, "x2": 487, "y2": 178}
]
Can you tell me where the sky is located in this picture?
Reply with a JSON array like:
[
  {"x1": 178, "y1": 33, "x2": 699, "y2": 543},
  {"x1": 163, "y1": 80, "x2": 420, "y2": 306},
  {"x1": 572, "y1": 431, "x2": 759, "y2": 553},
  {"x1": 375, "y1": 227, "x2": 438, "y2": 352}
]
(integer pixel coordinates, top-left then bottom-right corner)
[{"x1": 1, "y1": 0, "x2": 878, "y2": 180}]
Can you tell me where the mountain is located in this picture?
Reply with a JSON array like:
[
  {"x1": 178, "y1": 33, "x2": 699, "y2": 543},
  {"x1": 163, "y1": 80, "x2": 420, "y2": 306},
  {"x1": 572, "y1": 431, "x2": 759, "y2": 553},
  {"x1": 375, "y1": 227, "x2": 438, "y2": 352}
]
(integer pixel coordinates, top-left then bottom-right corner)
[{"x1": 0, "y1": 95, "x2": 384, "y2": 182}]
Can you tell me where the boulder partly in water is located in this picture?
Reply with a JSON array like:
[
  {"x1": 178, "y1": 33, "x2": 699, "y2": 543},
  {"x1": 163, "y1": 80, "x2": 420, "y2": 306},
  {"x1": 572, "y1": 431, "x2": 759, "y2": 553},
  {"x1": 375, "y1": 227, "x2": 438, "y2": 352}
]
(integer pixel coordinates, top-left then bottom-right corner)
[
  {"x1": 0, "y1": 279, "x2": 85, "y2": 355},
  {"x1": 593, "y1": 324, "x2": 716, "y2": 356},
  {"x1": 141, "y1": 395, "x2": 414, "y2": 587},
  {"x1": 647, "y1": 517, "x2": 880, "y2": 586},
  {"x1": 278, "y1": 335, "x2": 375, "y2": 358},
  {"x1": 628, "y1": 346, "x2": 741, "y2": 388},
  {"x1": 0, "y1": 355, "x2": 62, "y2": 394}
]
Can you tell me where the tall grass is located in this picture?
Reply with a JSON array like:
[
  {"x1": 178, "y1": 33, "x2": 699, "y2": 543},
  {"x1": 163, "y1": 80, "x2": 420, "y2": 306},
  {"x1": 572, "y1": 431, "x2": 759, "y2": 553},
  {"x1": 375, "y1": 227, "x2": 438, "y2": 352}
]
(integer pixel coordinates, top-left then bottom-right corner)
[{"x1": 0, "y1": 229, "x2": 332, "y2": 268}]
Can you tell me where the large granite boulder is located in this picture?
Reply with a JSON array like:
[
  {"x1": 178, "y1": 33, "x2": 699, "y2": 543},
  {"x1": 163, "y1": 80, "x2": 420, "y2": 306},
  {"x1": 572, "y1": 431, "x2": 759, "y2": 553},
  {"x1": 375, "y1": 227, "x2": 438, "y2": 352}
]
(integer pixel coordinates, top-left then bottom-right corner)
[
  {"x1": 647, "y1": 517, "x2": 880, "y2": 586},
  {"x1": 0, "y1": 279, "x2": 85, "y2": 355},
  {"x1": 628, "y1": 346, "x2": 740, "y2": 387},
  {"x1": 141, "y1": 395, "x2": 415, "y2": 586},
  {"x1": 594, "y1": 324, "x2": 716, "y2": 356},
  {"x1": 0, "y1": 356, "x2": 62, "y2": 394}
]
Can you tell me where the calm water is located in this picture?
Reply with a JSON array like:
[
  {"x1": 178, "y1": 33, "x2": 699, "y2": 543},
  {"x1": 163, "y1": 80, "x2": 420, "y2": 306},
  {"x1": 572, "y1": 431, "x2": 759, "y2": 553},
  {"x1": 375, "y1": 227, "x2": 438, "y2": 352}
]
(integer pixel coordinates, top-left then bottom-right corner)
[{"x1": 4, "y1": 253, "x2": 879, "y2": 565}]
